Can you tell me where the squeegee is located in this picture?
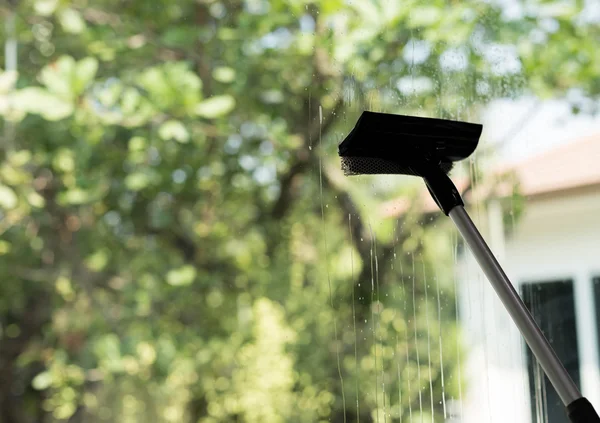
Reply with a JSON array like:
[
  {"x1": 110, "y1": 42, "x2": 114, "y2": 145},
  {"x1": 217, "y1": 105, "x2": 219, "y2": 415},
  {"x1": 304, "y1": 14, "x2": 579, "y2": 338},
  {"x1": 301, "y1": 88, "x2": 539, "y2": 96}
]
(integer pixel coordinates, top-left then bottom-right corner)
[{"x1": 339, "y1": 111, "x2": 600, "y2": 423}]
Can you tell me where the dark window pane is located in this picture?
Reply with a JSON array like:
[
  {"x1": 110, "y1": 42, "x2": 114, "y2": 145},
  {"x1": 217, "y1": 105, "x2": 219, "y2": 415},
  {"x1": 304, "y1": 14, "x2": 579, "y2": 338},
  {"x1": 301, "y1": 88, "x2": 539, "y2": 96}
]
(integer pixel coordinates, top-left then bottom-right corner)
[
  {"x1": 593, "y1": 277, "x2": 600, "y2": 362},
  {"x1": 522, "y1": 280, "x2": 580, "y2": 423}
]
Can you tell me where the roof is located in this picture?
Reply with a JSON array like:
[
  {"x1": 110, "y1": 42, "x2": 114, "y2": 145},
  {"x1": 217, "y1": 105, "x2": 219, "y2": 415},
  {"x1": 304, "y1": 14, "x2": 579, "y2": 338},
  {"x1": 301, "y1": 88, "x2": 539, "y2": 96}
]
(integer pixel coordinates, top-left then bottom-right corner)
[
  {"x1": 498, "y1": 132, "x2": 600, "y2": 197},
  {"x1": 381, "y1": 133, "x2": 600, "y2": 218}
]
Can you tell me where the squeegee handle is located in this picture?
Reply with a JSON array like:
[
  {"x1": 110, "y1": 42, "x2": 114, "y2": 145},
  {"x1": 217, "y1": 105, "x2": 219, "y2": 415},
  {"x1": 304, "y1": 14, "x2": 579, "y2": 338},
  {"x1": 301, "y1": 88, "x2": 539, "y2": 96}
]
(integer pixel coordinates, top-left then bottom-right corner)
[{"x1": 449, "y1": 205, "x2": 600, "y2": 422}]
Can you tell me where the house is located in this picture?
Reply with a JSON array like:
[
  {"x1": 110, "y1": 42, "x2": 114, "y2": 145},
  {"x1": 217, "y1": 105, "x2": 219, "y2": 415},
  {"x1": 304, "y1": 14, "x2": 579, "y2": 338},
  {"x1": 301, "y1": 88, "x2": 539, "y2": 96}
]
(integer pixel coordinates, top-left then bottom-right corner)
[
  {"x1": 455, "y1": 134, "x2": 600, "y2": 423},
  {"x1": 380, "y1": 133, "x2": 600, "y2": 423}
]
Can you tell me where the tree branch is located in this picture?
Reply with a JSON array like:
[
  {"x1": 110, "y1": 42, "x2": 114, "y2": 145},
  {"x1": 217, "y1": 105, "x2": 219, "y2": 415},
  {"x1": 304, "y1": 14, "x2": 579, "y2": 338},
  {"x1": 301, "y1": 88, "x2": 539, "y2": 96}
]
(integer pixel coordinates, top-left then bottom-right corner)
[
  {"x1": 319, "y1": 165, "x2": 372, "y2": 266},
  {"x1": 321, "y1": 165, "x2": 443, "y2": 298},
  {"x1": 271, "y1": 160, "x2": 308, "y2": 220},
  {"x1": 194, "y1": 3, "x2": 213, "y2": 97},
  {"x1": 271, "y1": 0, "x2": 344, "y2": 220},
  {"x1": 271, "y1": 97, "x2": 344, "y2": 220}
]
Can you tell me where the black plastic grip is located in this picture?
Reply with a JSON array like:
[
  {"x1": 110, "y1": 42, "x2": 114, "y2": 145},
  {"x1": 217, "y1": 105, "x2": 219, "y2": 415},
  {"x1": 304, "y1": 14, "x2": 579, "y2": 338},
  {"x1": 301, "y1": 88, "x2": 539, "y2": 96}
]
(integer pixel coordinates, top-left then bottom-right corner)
[
  {"x1": 422, "y1": 166, "x2": 464, "y2": 215},
  {"x1": 567, "y1": 398, "x2": 600, "y2": 423}
]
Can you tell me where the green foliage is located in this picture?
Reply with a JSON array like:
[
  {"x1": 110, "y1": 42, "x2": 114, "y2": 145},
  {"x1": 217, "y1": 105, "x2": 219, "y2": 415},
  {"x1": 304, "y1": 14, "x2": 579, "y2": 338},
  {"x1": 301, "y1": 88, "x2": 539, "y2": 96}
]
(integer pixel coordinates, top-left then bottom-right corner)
[{"x1": 0, "y1": 0, "x2": 598, "y2": 422}]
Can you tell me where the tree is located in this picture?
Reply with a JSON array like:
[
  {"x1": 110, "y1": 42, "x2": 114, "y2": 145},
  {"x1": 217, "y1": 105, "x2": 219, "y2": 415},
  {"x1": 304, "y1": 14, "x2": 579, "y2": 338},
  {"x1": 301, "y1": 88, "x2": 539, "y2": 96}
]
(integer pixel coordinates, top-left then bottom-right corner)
[{"x1": 0, "y1": 0, "x2": 598, "y2": 422}]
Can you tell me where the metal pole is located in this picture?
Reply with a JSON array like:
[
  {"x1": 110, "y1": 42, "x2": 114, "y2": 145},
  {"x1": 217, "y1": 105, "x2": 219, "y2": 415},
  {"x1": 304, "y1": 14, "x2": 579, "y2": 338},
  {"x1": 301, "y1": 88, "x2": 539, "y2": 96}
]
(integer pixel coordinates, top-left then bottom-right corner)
[{"x1": 448, "y1": 205, "x2": 581, "y2": 406}]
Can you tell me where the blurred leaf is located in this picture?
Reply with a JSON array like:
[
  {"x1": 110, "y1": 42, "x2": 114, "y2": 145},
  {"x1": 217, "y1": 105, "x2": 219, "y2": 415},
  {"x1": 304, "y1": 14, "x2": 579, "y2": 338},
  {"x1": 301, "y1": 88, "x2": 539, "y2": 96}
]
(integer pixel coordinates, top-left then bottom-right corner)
[
  {"x1": 195, "y1": 95, "x2": 235, "y2": 118},
  {"x1": 55, "y1": 276, "x2": 75, "y2": 300},
  {"x1": 54, "y1": 402, "x2": 76, "y2": 420},
  {"x1": 539, "y1": 3, "x2": 577, "y2": 18},
  {"x1": 0, "y1": 240, "x2": 11, "y2": 255},
  {"x1": 322, "y1": 0, "x2": 344, "y2": 15},
  {"x1": 128, "y1": 136, "x2": 147, "y2": 151},
  {"x1": 39, "y1": 56, "x2": 76, "y2": 99},
  {"x1": 27, "y1": 191, "x2": 45, "y2": 208},
  {"x1": 52, "y1": 148, "x2": 75, "y2": 173},
  {"x1": 125, "y1": 172, "x2": 151, "y2": 191},
  {"x1": 32, "y1": 371, "x2": 53, "y2": 390},
  {"x1": 85, "y1": 250, "x2": 109, "y2": 271},
  {"x1": 94, "y1": 334, "x2": 122, "y2": 367},
  {"x1": 34, "y1": 0, "x2": 58, "y2": 15},
  {"x1": 0, "y1": 70, "x2": 17, "y2": 94},
  {"x1": 58, "y1": 8, "x2": 86, "y2": 34},
  {"x1": 13, "y1": 88, "x2": 73, "y2": 120},
  {"x1": 408, "y1": 6, "x2": 442, "y2": 27},
  {"x1": 137, "y1": 342, "x2": 157, "y2": 366},
  {"x1": 8, "y1": 150, "x2": 32, "y2": 167},
  {"x1": 166, "y1": 265, "x2": 196, "y2": 286},
  {"x1": 0, "y1": 185, "x2": 17, "y2": 209},
  {"x1": 349, "y1": 0, "x2": 382, "y2": 26},
  {"x1": 138, "y1": 63, "x2": 202, "y2": 113},
  {"x1": 158, "y1": 120, "x2": 189, "y2": 143},
  {"x1": 213, "y1": 67, "x2": 236, "y2": 83},
  {"x1": 59, "y1": 188, "x2": 90, "y2": 205},
  {"x1": 74, "y1": 57, "x2": 99, "y2": 95}
]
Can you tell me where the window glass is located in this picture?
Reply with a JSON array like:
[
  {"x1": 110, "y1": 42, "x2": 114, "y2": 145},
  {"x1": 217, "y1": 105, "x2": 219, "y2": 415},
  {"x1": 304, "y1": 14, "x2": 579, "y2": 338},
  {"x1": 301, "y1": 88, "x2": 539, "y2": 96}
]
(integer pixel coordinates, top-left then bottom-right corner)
[
  {"x1": 0, "y1": 1, "x2": 599, "y2": 423},
  {"x1": 522, "y1": 280, "x2": 580, "y2": 423}
]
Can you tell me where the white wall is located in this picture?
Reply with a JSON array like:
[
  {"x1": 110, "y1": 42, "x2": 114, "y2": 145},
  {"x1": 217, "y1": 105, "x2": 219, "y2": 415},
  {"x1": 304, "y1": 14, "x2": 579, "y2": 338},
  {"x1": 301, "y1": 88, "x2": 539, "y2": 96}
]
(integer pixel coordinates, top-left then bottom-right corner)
[{"x1": 457, "y1": 189, "x2": 600, "y2": 423}]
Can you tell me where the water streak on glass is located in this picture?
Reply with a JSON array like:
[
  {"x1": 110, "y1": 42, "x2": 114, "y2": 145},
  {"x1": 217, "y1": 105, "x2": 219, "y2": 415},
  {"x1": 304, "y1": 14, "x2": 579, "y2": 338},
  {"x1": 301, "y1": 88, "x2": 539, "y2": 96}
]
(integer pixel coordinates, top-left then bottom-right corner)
[
  {"x1": 319, "y1": 104, "x2": 346, "y2": 423},
  {"x1": 348, "y1": 214, "x2": 360, "y2": 422}
]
